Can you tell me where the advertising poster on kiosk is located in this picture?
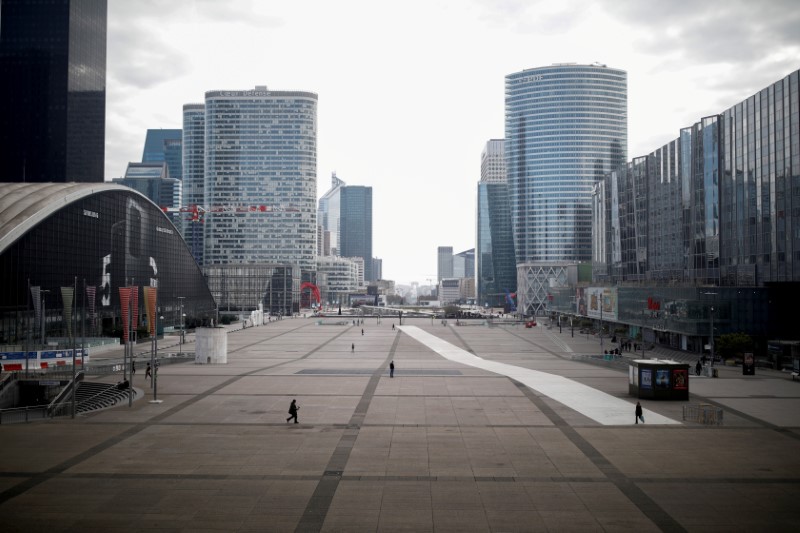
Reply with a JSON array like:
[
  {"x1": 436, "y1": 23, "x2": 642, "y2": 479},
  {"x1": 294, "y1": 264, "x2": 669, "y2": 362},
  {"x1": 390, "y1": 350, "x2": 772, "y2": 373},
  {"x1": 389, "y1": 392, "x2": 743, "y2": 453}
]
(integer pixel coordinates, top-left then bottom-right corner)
[
  {"x1": 672, "y1": 369, "x2": 688, "y2": 390},
  {"x1": 640, "y1": 369, "x2": 652, "y2": 389},
  {"x1": 655, "y1": 369, "x2": 670, "y2": 388}
]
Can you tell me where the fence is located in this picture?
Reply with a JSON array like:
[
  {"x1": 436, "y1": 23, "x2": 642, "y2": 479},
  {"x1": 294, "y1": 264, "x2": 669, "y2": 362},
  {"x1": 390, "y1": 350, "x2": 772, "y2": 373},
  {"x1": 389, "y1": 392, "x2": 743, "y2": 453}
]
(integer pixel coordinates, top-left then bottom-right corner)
[{"x1": 683, "y1": 403, "x2": 724, "y2": 425}]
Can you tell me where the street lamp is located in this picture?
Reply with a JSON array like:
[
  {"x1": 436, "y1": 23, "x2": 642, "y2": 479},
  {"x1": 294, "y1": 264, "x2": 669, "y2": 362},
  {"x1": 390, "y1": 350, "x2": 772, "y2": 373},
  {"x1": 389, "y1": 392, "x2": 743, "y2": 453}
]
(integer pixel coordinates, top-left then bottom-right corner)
[{"x1": 177, "y1": 296, "x2": 185, "y2": 356}]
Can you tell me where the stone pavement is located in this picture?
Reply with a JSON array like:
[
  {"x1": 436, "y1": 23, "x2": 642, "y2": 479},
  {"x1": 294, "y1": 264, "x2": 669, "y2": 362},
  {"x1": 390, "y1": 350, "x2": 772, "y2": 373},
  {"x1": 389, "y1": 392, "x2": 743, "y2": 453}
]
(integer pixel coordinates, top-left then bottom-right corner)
[{"x1": 1, "y1": 317, "x2": 799, "y2": 532}]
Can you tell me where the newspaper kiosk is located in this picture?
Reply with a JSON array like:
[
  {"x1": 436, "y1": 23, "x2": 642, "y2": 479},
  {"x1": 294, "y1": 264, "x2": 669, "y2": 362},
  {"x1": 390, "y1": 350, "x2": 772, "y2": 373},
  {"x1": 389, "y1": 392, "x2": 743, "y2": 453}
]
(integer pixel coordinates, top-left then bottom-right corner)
[{"x1": 629, "y1": 359, "x2": 690, "y2": 400}]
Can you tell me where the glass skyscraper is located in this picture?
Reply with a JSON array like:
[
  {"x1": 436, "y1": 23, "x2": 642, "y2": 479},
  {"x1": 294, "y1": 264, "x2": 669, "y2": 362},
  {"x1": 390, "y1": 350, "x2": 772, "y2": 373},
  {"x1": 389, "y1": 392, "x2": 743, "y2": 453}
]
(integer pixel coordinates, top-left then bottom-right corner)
[
  {"x1": 505, "y1": 64, "x2": 627, "y2": 263},
  {"x1": 0, "y1": 0, "x2": 107, "y2": 183},
  {"x1": 142, "y1": 129, "x2": 183, "y2": 181},
  {"x1": 339, "y1": 186, "x2": 374, "y2": 282},
  {"x1": 182, "y1": 104, "x2": 205, "y2": 265},
  {"x1": 201, "y1": 87, "x2": 318, "y2": 273}
]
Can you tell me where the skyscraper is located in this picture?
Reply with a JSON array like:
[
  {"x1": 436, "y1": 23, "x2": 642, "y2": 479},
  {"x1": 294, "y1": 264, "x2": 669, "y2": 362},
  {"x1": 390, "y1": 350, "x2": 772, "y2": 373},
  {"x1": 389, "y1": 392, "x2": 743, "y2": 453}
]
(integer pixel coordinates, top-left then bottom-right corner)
[
  {"x1": 0, "y1": 0, "x2": 107, "y2": 183},
  {"x1": 317, "y1": 172, "x2": 345, "y2": 256},
  {"x1": 477, "y1": 140, "x2": 516, "y2": 307},
  {"x1": 182, "y1": 104, "x2": 205, "y2": 265},
  {"x1": 437, "y1": 246, "x2": 453, "y2": 281},
  {"x1": 202, "y1": 87, "x2": 317, "y2": 272},
  {"x1": 142, "y1": 129, "x2": 182, "y2": 181},
  {"x1": 506, "y1": 63, "x2": 627, "y2": 314},
  {"x1": 339, "y1": 186, "x2": 374, "y2": 281}
]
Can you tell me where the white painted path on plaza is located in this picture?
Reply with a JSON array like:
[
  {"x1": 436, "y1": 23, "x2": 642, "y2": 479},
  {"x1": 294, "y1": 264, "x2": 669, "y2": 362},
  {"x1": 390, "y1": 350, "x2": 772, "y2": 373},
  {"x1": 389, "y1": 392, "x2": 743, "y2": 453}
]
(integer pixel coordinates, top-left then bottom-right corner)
[{"x1": 399, "y1": 325, "x2": 679, "y2": 426}]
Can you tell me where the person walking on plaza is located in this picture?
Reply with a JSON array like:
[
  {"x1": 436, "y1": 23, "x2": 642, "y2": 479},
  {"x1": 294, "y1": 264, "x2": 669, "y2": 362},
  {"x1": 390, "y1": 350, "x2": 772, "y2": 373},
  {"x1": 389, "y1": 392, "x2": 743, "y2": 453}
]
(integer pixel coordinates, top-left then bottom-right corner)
[
  {"x1": 351, "y1": 343, "x2": 354, "y2": 353},
  {"x1": 696, "y1": 360, "x2": 702, "y2": 376},
  {"x1": 390, "y1": 360, "x2": 395, "y2": 378},
  {"x1": 287, "y1": 399, "x2": 299, "y2": 423},
  {"x1": 361, "y1": 328, "x2": 364, "y2": 335},
  {"x1": 131, "y1": 360, "x2": 136, "y2": 375},
  {"x1": 635, "y1": 401, "x2": 644, "y2": 424},
  {"x1": 392, "y1": 323, "x2": 395, "y2": 331},
  {"x1": 145, "y1": 362, "x2": 152, "y2": 381}
]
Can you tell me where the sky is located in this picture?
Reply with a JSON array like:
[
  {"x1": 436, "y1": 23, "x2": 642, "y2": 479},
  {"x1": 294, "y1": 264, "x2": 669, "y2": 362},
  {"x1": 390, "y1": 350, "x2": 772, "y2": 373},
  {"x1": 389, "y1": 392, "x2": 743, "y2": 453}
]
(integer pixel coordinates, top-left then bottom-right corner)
[{"x1": 105, "y1": 0, "x2": 800, "y2": 285}]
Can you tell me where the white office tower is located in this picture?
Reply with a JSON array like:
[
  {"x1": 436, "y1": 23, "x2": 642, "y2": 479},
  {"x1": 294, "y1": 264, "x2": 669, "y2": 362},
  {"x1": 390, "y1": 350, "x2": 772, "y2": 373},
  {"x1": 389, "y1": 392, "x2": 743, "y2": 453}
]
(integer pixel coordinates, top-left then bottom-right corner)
[{"x1": 202, "y1": 87, "x2": 318, "y2": 272}]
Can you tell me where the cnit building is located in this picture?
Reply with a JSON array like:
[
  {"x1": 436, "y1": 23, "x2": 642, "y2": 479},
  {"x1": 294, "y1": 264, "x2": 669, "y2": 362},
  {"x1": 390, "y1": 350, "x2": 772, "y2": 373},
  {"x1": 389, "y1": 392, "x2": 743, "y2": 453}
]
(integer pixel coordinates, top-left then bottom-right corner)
[{"x1": 543, "y1": 68, "x2": 800, "y2": 366}]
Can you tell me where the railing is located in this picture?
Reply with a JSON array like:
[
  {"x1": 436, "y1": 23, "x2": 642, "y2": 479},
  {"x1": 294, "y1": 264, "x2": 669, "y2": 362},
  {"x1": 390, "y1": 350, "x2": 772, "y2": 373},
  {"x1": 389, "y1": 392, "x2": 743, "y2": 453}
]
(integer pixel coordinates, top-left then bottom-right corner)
[
  {"x1": 0, "y1": 405, "x2": 48, "y2": 424},
  {"x1": 571, "y1": 353, "x2": 630, "y2": 371},
  {"x1": 683, "y1": 403, "x2": 724, "y2": 425},
  {"x1": 46, "y1": 371, "x2": 85, "y2": 418}
]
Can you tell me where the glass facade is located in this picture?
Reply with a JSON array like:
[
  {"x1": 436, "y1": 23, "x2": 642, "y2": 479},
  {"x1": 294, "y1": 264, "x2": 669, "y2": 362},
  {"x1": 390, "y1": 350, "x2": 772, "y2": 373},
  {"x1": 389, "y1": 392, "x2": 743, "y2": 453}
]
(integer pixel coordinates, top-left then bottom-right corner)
[
  {"x1": 0, "y1": 183, "x2": 216, "y2": 345},
  {"x1": 203, "y1": 89, "x2": 317, "y2": 273},
  {"x1": 142, "y1": 128, "x2": 183, "y2": 181},
  {"x1": 317, "y1": 173, "x2": 345, "y2": 256},
  {"x1": 339, "y1": 186, "x2": 373, "y2": 281},
  {"x1": 181, "y1": 104, "x2": 205, "y2": 265},
  {"x1": 203, "y1": 264, "x2": 299, "y2": 315},
  {"x1": 437, "y1": 246, "x2": 453, "y2": 281},
  {"x1": 594, "y1": 69, "x2": 800, "y2": 288},
  {"x1": 0, "y1": 0, "x2": 106, "y2": 183},
  {"x1": 505, "y1": 64, "x2": 627, "y2": 264},
  {"x1": 316, "y1": 256, "x2": 359, "y2": 304},
  {"x1": 477, "y1": 182, "x2": 517, "y2": 306}
]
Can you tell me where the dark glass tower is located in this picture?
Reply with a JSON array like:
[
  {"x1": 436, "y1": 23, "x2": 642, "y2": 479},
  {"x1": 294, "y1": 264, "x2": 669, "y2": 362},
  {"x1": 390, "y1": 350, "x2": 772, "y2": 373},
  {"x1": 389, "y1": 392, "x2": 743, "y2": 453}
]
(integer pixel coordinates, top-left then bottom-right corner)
[
  {"x1": 0, "y1": 0, "x2": 107, "y2": 183},
  {"x1": 339, "y1": 186, "x2": 373, "y2": 281}
]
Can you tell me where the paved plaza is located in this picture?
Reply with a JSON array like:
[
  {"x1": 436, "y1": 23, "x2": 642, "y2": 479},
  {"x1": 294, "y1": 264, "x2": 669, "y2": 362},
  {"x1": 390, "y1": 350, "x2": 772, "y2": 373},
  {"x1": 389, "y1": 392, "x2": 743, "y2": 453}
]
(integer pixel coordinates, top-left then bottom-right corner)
[{"x1": 1, "y1": 317, "x2": 799, "y2": 532}]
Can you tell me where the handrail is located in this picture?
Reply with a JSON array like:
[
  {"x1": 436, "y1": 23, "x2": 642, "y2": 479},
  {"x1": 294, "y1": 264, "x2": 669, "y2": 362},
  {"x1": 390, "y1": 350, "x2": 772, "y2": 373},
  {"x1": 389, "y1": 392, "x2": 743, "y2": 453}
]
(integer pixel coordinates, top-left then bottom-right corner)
[{"x1": 47, "y1": 370, "x2": 84, "y2": 417}]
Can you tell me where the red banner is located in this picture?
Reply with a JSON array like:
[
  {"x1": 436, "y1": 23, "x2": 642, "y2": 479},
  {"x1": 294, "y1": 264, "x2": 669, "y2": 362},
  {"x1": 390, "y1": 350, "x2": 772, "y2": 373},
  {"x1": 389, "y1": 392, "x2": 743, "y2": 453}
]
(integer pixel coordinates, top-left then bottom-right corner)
[
  {"x1": 144, "y1": 287, "x2": 157, "y2": 336},
  {"x1": 119, "y1": 287, "x2": 131, "y2": 343}
]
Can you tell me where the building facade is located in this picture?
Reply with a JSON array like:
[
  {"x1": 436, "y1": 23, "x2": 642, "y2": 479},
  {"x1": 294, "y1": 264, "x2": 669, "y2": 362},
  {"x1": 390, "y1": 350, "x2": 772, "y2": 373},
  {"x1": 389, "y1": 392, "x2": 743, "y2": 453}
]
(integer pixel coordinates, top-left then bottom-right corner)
[
  {"x1": 317, "y1": 173, "x2": 345, "y2": 256},
  {"x1": 113, "y1": 162, "x2": 181, "y2": 211},
  {"x1": 339, "y1": 186, "x2": 373, "y2": 281},
  {"x1": 142, "y1": 129, "x2": 182, "y2": 181},
  {"x1": 201, "y1": 87, "x2": 317, "y2": 273},
  {"x1": 505, "y1": 63, "x2": 627, "y2": 315},
  {"x1": 316, "y1": 256, "x2": 360, "y2": 304},
  {"x1": 477, "y1": 139, "x2": 517, "y2": 308},
  {"x1": 0, "y1": 183, "x2": 216, "y2": 346},
  {"x1": 181, "y1": 104, "x2": 205, "y2": 265},
  {"x1": 0, "y1": 0, "x2": 107, "y2": 183},
  {"x1": 437, "y1": 246, "x2": 453, "y2": 281}
]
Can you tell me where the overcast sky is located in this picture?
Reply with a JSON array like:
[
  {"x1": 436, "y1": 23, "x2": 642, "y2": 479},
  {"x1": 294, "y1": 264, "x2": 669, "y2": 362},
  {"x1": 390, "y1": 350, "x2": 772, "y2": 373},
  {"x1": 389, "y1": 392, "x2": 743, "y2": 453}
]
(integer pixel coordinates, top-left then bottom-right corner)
[{"x1": 105, "y1": 0, "x2": 800, "y2": 285}]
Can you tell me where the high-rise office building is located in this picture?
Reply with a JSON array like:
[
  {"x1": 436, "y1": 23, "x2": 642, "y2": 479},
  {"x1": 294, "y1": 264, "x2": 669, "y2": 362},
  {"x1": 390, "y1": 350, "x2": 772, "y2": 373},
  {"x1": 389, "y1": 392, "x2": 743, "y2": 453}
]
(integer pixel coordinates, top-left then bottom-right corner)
[
  {"x1": 112, "y1": 162, "x2": 181, "y2": 210},
  {"x1": 339, "y1": 186, "x2": 373, "y2": 281},
  {"x1": 481, "y1": 139, "x2": 506, "y2": 183},
  {"x1": 201, "y1": 87, "x2": 317, "y2": 272},
  {"x1": 182, "y1": 104, "x2": 205, "y2": 265},
  {"x1": 506, "y1": 63, "x2": 627, "y2": 314},
  {"x1": 317, "y1": 172, "x2": 345, "y2": 256},
  {"x1": 477, "y1": 140, "x2": 516, "y2": 307},
  {"x1": 0, "y1": 0, "x2": 107, "y2": 183},
  {"x1": 437, "y1": 246, "x2": 454, "y2": 281},
  {"x1": 142, "y1": 129, "x2": 182, "y2": 181}
]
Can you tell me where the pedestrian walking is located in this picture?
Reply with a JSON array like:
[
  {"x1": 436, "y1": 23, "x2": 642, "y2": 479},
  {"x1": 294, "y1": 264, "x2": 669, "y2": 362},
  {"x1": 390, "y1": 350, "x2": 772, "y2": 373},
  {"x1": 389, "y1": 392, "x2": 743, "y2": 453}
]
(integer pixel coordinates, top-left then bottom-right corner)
[
  {"x1": 351, "y1": 343, "x2": 354, "y2": 353},
  {"x1": 286, "y1": 399, "x2": 299, "y2": 423},
  {"x1": 696, "y1": 360, "x2": 702, "y2": 376},
  {"x1": 390, "y1": 360, "x2": 395, "y2": 378},
  {"x1": 392, "y1": 323, "x2": 395, "y2": 331},
  {"x1": 361, "y1": 328, "x2": 364, "y2": 335},
  {"x1": 131, "y1": 360, "x2": 136, "y2": 375},
  {"x1": 635, "y1": 401, "x2": 645, "y2": 424},
  {"x1": 145, "y1": 362, "x2": 152, "y2": 380}
]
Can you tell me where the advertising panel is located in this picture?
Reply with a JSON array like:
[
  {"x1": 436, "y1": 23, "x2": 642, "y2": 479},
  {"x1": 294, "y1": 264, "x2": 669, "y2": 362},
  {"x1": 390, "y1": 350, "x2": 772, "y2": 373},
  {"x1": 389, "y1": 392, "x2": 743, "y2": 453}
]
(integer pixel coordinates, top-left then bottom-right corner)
[
  {"x1": 672, "y1": 369, "x2": 688, "y2": 390},
  {"x1": 585, "y1": 287, "x2": 618, "y2": 321},
  {"x1": 655, "y1": 369, "x2": 670, "y2": 389},
  {"x1": 640, "y1": 369, "x2": 652, "y2": 389}
]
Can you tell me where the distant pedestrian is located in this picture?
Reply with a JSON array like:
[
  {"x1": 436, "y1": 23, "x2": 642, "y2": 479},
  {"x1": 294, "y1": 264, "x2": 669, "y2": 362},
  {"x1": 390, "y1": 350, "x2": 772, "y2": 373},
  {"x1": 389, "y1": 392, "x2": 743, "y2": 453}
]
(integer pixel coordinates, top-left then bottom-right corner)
[
  {"x1": 635, "y1": 401, "x2": 644, "y2": 424},
  {"x1": 696, "y1": 360, "x2": 702, "y2": 376},
  {"x1": 361, "y1": 328, "x2": 364, "y2": 335},
  {"x1": 145, "y1": 362, "x2": 152, "y2": 380},
  {"x1": 392, "y1": 323, "x2": 395, "y2": 331},
  {"x1": 131, "y1": 360, "x2": 136, "y2": 375},
  {"x1": 286, "y1": 399, "x2": 299, "y2": 423},
  {"x1": 390, "y1": 360, "x2": 395, "y2": 378},
  {"x1": 351, "y1": 343, "x2": 354, "y2": 353}
]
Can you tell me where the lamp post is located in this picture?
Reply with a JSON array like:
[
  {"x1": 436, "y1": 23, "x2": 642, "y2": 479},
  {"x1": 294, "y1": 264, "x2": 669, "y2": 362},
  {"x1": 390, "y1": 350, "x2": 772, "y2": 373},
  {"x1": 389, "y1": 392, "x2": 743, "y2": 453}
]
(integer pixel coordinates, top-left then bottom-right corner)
[{"x1": 177, "y1": 296, "x2": 185, "y2": 356}]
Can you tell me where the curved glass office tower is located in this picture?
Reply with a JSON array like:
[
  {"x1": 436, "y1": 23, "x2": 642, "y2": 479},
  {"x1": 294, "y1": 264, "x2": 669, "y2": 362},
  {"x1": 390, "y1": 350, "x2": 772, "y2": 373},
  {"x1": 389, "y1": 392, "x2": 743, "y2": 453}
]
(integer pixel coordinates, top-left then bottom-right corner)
[{"x1": 505, "y1": 64, "x2": 627, "y2": 264}]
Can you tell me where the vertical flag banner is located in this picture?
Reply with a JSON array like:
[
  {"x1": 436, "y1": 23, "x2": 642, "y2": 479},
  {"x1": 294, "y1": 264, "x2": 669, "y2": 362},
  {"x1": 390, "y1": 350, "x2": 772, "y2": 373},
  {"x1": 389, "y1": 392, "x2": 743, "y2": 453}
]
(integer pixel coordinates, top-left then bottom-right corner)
[
  {"x1": 31, "y1": 286, "x2": 41, "y2": 331},
  {"x1": 144, "y1": 287, "x2": 157, "y2": 336},
  {"x1": 86, "y1": 285, "x2": 97, "y2": 330},
  {"x1": 61, "y1": 287, "x2": 74, "y2": 338},
  {"x1": 119, "y1": 287, "x2": 131, "y2": 343},
  {"x1": 130, "y1": 286, "x2": 139, "y2": 330}
]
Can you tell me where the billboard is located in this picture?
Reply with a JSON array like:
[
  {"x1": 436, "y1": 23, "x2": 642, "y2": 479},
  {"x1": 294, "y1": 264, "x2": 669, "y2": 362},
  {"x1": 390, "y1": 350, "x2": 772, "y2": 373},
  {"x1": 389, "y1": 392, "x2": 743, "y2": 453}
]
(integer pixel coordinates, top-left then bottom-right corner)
[{"x1": 586, "y1": 287, "x2": 618, "y2": 321}]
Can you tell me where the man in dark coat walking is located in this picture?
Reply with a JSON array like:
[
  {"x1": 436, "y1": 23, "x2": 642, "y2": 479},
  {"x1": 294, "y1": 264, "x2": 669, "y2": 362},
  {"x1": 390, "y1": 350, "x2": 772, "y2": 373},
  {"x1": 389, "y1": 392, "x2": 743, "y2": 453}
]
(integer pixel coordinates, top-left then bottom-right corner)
[
  {"x1": 635, "y1": 401, "x2": 644, "y2": 424},
  {"x1": 389, "y1": 360, "x2": 394, "y2": 378},
  {"x1": 287, "y1": 399, "x2": 299, "y2": 423}
]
